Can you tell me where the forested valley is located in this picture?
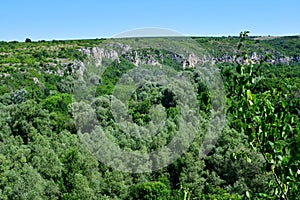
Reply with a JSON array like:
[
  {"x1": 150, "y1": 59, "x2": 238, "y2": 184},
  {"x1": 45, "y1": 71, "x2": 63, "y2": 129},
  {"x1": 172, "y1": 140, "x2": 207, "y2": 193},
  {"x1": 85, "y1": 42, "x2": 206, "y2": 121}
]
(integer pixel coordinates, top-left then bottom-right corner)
[{"x1": 0, "y1": 33, "x2": 299, "y2": 199}]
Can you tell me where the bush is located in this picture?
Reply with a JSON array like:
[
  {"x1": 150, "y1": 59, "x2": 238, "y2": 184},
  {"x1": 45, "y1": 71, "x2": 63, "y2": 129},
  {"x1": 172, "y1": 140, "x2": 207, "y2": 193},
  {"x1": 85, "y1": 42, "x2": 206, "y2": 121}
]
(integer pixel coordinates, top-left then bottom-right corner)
[
  {"x1": 128, "y1": 181, "x2": 170, "y2": 200},
  {"x1": 25, "y1": 38, "x2": 32, "y2": 43}
]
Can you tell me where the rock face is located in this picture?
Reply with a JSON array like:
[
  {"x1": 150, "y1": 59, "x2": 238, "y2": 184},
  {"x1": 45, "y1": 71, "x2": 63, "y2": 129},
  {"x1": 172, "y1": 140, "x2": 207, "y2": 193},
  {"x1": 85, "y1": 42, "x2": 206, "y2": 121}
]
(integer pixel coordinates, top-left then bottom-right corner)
[
  {"x1": 79, "y1": 43, "x2": 132, "y2": 66},
  {"x1": 80, "y1": 46, "x2": 209, "y2": 70},
  {"x1": 73, "y1": 61, "x2": 85, "y2": 80},
  {"x1": 183, "y1": 53, "x2": 200, "y2": 69},
  {"x1": 123, "y1": 50, "x2": 162, "y2": 68},
  {"x1": 211, "y1": 53, "x2": 300, "y2": 65},
  {"x1": 75, "y1": 44, "x2": 300, "y2": 78},
  {"x1": 80, "y1": 47, "x2": 120, "y2": 66}
]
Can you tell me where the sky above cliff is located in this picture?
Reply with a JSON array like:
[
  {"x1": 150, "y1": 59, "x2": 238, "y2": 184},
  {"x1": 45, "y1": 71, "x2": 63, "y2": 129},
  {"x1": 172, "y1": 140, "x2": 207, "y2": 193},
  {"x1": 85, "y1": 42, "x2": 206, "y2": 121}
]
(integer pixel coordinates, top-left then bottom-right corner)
[{"x1": 1, "y1": 0, "x2": 299, "y2": 41}]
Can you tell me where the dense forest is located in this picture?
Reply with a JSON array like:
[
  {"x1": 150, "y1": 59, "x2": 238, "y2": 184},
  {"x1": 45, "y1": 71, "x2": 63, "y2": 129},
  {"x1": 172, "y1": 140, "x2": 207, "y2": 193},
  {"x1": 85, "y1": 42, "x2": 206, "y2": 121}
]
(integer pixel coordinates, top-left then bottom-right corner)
[{"x1": 0, "y1": 33, "x2": 299, "y2": 199}]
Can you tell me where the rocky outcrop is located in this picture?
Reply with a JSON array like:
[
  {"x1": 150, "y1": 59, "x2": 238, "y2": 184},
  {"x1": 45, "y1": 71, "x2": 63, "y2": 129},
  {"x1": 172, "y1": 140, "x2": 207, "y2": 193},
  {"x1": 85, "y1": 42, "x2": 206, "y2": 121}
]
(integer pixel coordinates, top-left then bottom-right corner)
[
  {"x1": 76, "y1": 45, "x2": 300, "y2": 77},
  {"x1": 123, "y1": 50, "x2": 162, "y2": 68},
  {"x1": 80, "y1": 47, "x2": 120, "y2": 66},
  {"x1": 79, "y1": 43, "x2": 131, "y2": 66},
  {"x1": 211, "y1": 53, "x2": 300, "y2": 65}
]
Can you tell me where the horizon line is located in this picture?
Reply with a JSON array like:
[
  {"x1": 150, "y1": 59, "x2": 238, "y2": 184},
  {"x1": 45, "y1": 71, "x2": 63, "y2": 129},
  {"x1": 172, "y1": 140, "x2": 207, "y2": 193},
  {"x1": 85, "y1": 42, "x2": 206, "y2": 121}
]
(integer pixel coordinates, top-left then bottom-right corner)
[{"x1": 1, "y1": 34, "x2": 299, "y2": 43}]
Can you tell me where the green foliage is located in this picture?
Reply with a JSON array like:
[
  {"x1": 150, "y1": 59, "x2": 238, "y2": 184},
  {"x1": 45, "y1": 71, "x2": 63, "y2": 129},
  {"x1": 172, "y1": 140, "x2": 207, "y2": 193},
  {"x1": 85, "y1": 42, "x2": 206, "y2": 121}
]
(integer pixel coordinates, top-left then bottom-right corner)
[
  {"x1": 225, "y1": 31, "x2": 300, "y2": 199},
  {"x1": 128, "y1": 181, "x2": 170, "y2": 200},
  {"x1": 11, "y1": 88, "x2": 28, "y2": 104},
  {"x1": 128, "y1": 83, "x2": 178, "y2": 126},
  {"x1": 9, "y1": 100, "x2": 51, "y2": 144},
  {"x1": 96, "y1": 57, "x2": 135, "y2": 96},
  {"x1": 41, "y1": 93, "x2": 72, "y2": 114},
  {"x1": 25, "y1": 38, "x2": 32, "y2": 43},
  {"x1": 0, "y1": 35, "x2": 299, "y2": 199},
  {"x1": 40, "y1": 93, "x2": 75, "y2": 133},
  {"x1": 200, "y1": 187, "x2": 243, "y2": 200}
]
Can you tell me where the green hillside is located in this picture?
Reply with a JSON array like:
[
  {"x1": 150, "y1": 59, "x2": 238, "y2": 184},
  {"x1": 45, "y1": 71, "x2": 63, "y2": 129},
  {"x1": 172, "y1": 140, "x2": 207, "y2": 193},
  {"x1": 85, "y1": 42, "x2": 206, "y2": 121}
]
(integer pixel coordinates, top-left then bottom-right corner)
[{"x1": 0, "y1": 34, "x2": 299, "y2": 199}]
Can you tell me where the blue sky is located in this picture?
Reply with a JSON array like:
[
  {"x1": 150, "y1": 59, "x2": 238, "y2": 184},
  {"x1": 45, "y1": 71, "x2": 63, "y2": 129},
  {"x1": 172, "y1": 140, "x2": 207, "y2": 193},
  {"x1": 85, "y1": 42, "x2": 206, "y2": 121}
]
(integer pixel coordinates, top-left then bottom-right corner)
[{"x1": 1, "y1": 0, "x2": 299, "y2": 41}]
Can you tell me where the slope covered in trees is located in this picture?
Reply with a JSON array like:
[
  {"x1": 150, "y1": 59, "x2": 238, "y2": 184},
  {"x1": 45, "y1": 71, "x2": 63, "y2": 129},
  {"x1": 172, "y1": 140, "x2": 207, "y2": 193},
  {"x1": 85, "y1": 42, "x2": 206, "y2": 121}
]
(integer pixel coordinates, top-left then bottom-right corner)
[{"x1": 0, "y1": 34, "x2": 299, "y2": 199}]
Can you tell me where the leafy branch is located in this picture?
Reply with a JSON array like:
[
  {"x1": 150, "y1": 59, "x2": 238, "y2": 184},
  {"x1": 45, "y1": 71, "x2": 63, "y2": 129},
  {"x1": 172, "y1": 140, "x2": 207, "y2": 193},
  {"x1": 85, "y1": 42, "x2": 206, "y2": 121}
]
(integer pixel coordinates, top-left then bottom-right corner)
[{"x1": 230, "y1": 31, "x2": 298, "y2": 200}]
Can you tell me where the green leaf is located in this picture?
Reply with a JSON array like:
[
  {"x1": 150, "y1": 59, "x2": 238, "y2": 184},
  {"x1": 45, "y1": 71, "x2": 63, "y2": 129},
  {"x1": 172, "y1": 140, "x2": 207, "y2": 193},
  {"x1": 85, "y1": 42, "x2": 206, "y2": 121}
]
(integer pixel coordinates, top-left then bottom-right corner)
[
  {"x1": 246, "y1": 90, "x2": 252, "y2": 100},
  {"x1": 246, "y1": 191, "x2": 251, "y2": 199},
  {"x1": 246, "y1": 157, "x2": 252, "y2": 163},
  {"x1": 289, "y1": 168, "x2": 294, "y2": 176},
  {"x1": 268, "y1": 141, "x2": 274, "y2": 148},
  {"x1": 282, "y1": 100, "x2": 288, "y2": 109}
]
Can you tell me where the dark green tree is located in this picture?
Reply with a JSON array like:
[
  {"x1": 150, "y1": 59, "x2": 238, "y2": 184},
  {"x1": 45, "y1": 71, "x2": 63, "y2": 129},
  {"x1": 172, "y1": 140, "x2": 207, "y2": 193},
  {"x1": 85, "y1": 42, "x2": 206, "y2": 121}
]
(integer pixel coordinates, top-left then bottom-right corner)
[
  {"x1": 25, "y1": 38, "x2": 32, "y2": 43},
  {"x1": 128, "y1": 181, "x2": 170, "y2": 200}
]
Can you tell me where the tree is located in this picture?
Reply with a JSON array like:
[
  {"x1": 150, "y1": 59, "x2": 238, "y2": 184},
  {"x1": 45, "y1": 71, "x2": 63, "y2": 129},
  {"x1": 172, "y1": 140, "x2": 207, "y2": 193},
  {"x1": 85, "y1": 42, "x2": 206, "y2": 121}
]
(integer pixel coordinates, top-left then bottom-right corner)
[
  {"x1": 227, "y1": 31, "x2": 300, "y2": 199},
  {"x1": 9, "y1": 100, "x2": 51, "y2": 144},
  {"x1": 25, "y1": 38, "x2": 31, "y2": 43},
  {"x1": 128, "y1": 181, "x2": 170, "y2": 200},
  {"x1": 59, "y1": 147, "x2": 95, "y2": 199}
]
